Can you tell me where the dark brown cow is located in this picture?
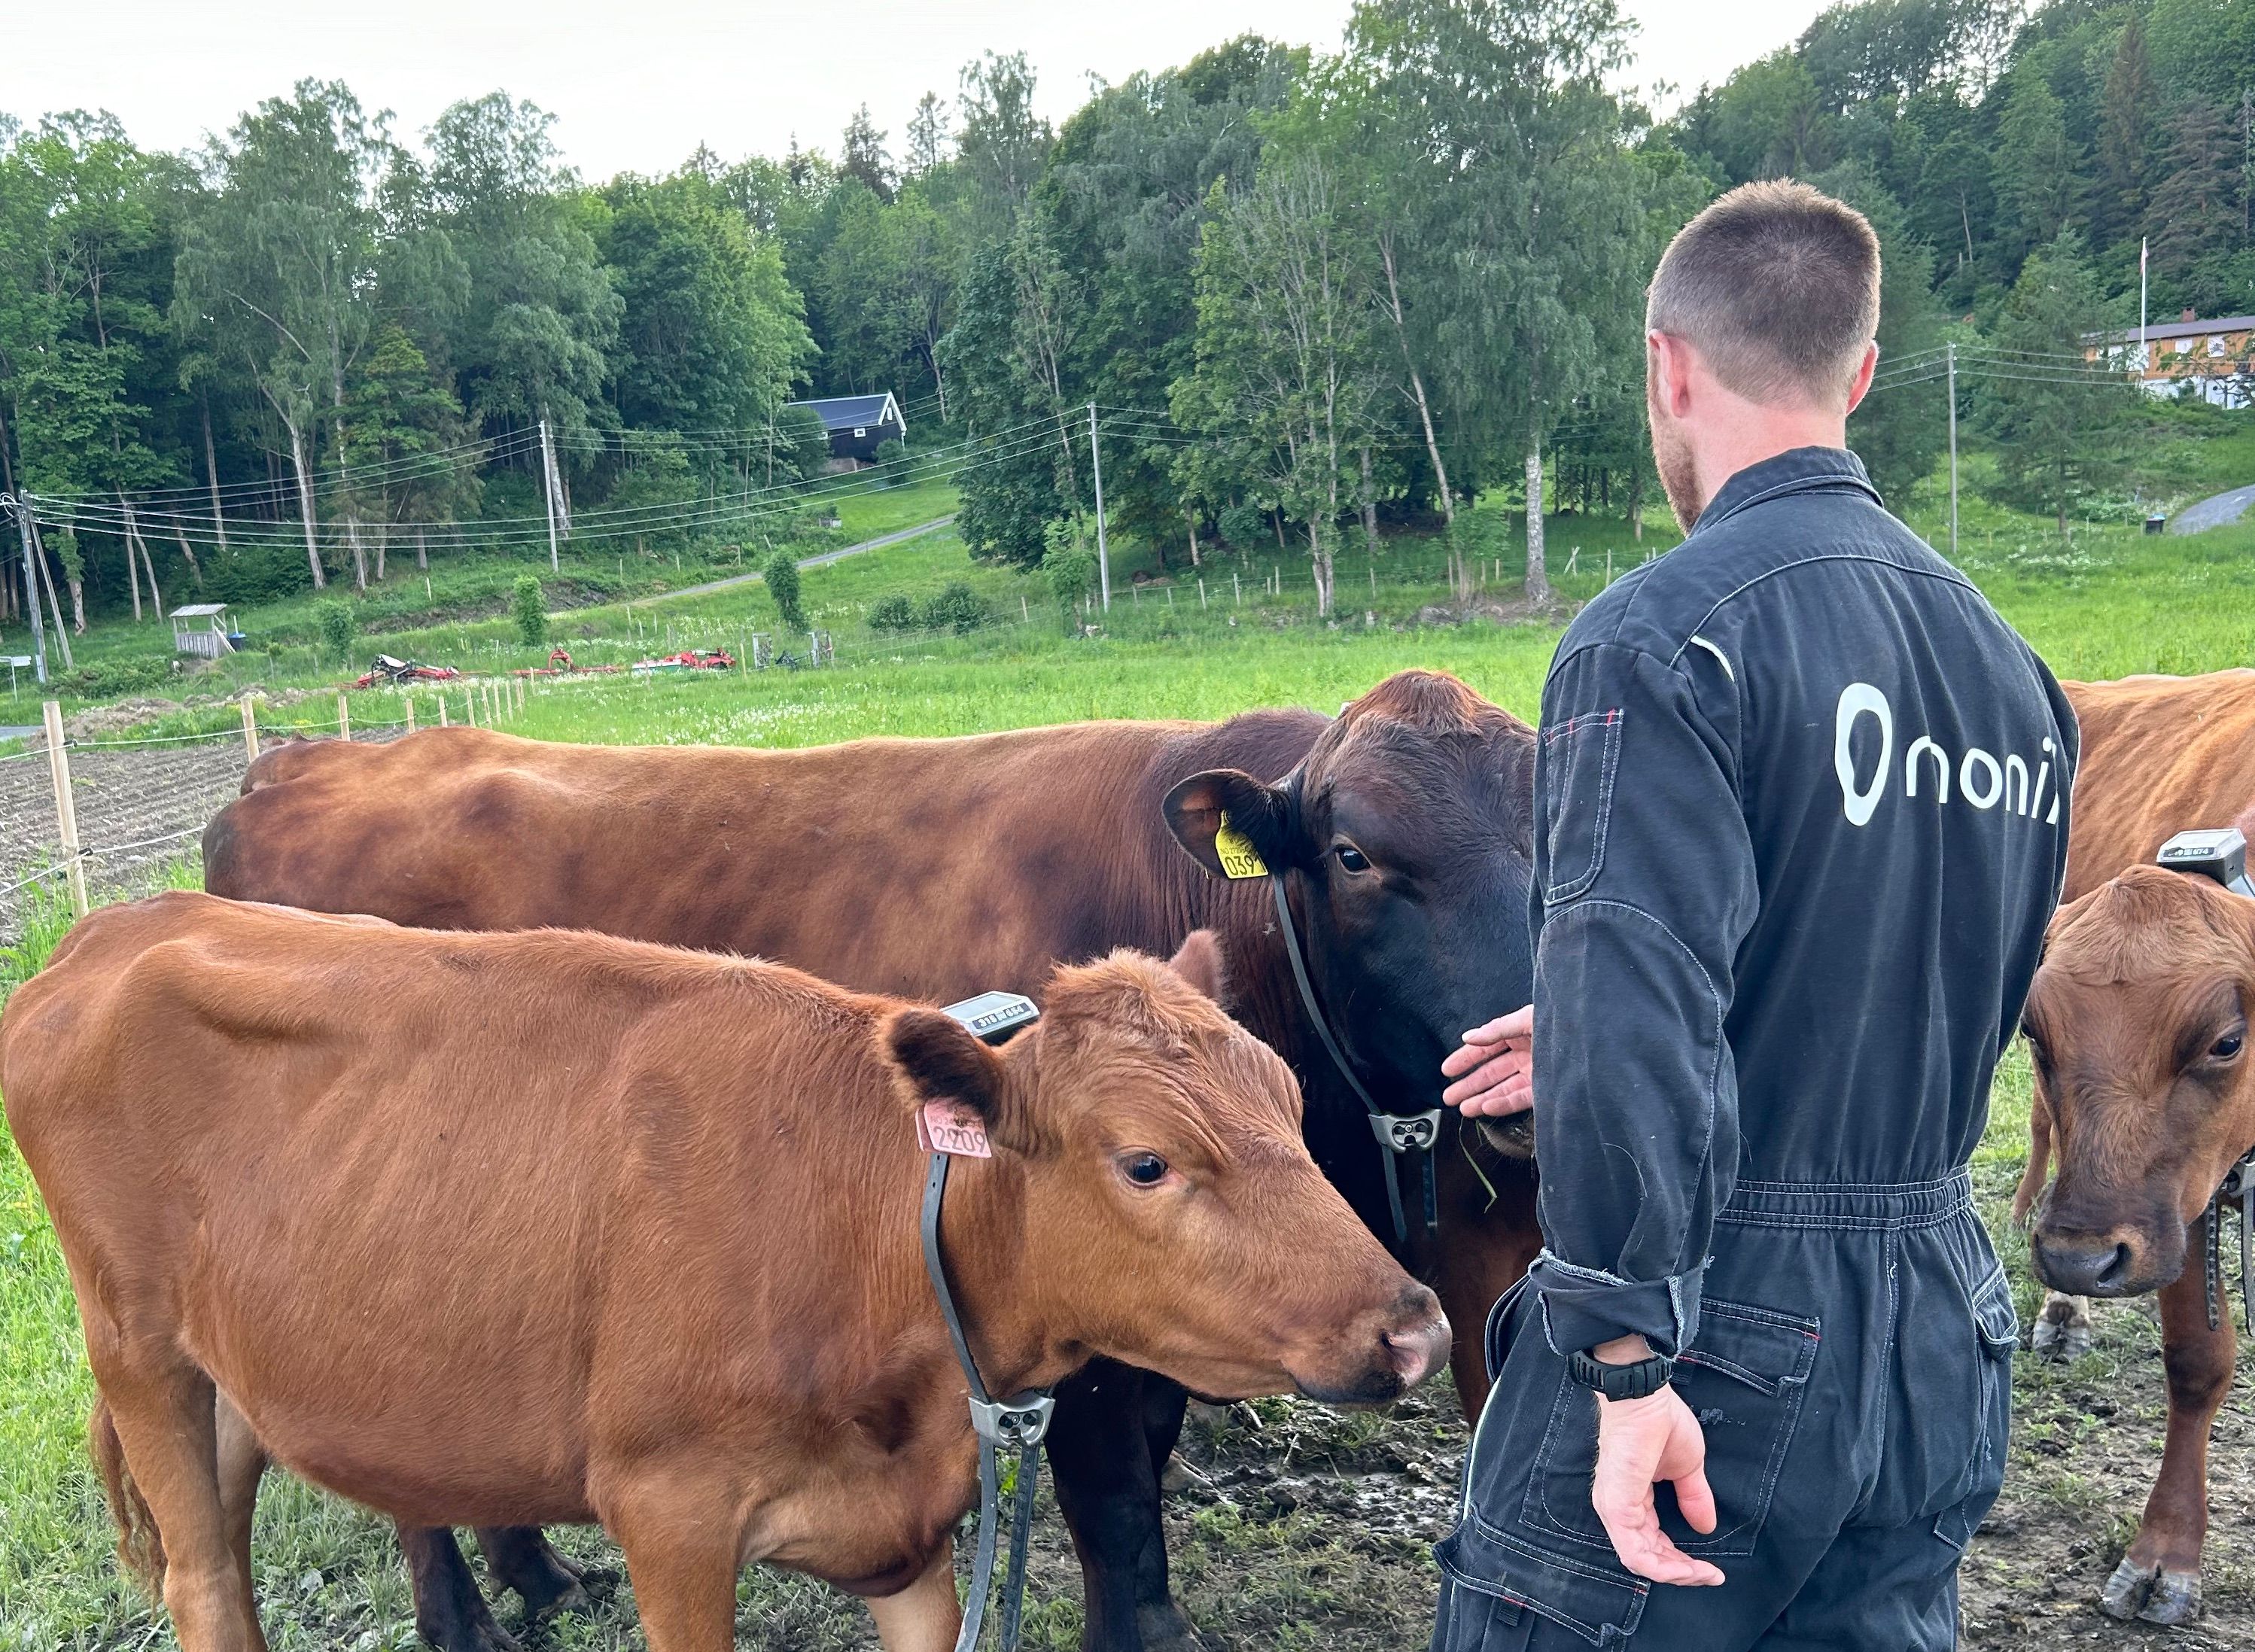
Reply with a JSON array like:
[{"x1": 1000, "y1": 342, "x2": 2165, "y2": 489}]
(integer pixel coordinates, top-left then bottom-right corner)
[
  {"x1": 0, "y1": 893, "x2": 1446, "y2": 1652},
  {"x1": 2010, "y1": 669, "x2": 2255, "y2": 1625},
  {"x1": 202, "y1": 669, "x2": 1541, "y2": 1652}
]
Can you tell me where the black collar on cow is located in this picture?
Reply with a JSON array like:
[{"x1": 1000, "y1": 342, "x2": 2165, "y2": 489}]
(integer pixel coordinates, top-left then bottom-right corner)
[
  {"x1": 924, "y1": 991, "x2": 1052, "y2": 1652},
  {"x1": 1267, "y1": 872, "x2": 1441, "y2": 1255},
  {"x1": 2201, "y1": 1146, "x2": 2255, "y2": 1334}
]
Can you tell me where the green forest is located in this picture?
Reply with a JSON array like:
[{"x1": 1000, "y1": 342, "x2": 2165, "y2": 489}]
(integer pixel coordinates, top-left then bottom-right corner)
[{"x1": 1, "y1": 0, "x2": 2250, "y2": 647}]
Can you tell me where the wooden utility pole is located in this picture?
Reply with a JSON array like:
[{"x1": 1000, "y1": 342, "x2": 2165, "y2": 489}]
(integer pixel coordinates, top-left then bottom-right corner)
[
  {"x1": 12, "y1": 497, "x2": 47, "y2": 686},
  {"x1": 540, "y1": 417, "x2": 562, "y2": 573},
  {"x1": 1946, "y1": 342, "x2": 1959, "y2": 561},
  {"x1": 42, "y1": 700, "x2": 87, "y2": 917}
]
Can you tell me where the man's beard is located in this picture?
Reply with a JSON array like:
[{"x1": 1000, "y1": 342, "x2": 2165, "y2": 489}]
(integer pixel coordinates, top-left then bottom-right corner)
[{"x1": 1649, "y1": 398, "x2": 1703, "y2": 533}]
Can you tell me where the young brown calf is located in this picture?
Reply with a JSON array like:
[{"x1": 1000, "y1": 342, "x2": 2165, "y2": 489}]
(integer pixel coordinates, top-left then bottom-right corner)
[
  {"x1": 0, "y1": 893, "x2": 1445, "y2": 1652},
  {"x1": 2019, "y1": 866, "x2": 2255, "y2": 1626}
]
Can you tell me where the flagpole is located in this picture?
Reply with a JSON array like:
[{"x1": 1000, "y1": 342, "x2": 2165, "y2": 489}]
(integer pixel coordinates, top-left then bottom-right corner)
[{"x1": 2140, "y1": 237, "x2": 2149, "y2": 385}]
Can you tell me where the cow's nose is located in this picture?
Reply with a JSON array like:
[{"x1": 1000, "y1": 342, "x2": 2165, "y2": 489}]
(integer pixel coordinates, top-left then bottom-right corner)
[
  {"x1": 1379, "y1": 1291, "x2": 1451, "y2": 1387},
  {"x1": 2034, "y1": 1233, "x2": 2140, "y2": 1297}
]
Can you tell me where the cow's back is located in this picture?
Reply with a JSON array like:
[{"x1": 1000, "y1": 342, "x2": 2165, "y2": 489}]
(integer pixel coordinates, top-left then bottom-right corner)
[
  {"x1": 2063, "y1": 671, "x2": 2255, "y2": 898},
  {"x1": 204, "y1": 716, "x2": 1322, "y2": 1002}
]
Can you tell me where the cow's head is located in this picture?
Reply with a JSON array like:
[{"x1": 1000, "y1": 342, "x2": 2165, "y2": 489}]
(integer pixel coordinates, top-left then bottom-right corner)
[
  {"x1": 1162, "y1": 671, "x2": 1538, "y2": 1152},
  {"x1": 2025, "y1": 865, "x2": 2255, "y2": 1298},
  {"x1": 882, "y1": 932, "x2": 1448, "y2": 1403}
]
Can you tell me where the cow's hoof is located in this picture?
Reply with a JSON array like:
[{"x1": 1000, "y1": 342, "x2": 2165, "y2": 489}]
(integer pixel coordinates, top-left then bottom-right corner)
[
  {"x1": 2100, "y1": 1556, "x2": 2156, "y2": 1619},
  {"x1": 1133, "y1": 1600, "x2": 1207, "y2": 1652},
  {"x1": 420, "y1": 1614, "x2": 522, "y2": 1652},
  {"x1": 2139, "y1": 1570, "x2": 2203, "y2": 1626},
  {"x1": 2031, "y1": 1316, "x2": 2091, "y2": 1361}
]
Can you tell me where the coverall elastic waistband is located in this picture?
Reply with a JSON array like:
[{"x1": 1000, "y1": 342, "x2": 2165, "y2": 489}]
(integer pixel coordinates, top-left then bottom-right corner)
[{"x1": 1717, "y1": 1169, "x2": 1974, "y2": 1230}]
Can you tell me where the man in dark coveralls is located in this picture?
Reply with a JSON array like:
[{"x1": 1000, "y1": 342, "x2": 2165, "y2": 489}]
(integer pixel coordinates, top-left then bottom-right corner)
[{"x1": 1429, "y1": 181, "x2": 2077, "y2": 1650}]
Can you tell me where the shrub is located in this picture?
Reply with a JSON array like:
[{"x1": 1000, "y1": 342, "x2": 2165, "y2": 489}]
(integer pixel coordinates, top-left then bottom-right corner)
[
  {"x1": 921, "y1": 580, "x2": 991, "y2": 636},
  {"x1": 1041, "y1": 522, "x2": 1098, "y2": 624},
  {"x1": 873, "y1": 437, "x2": 911, "y2": 488},
  {"x1": 867, "y1": 593, "x2": 920, "y2": 631},
  {"x1": 57, "y1": 656, "x2": 172, "y2": 699},
  {"x1": 317, "y1": 600, "x2": 357, "y2": 662},
  {"x1": 764, "y1": 548, "x2": 806, "y2": 632},
  {"x1": 1219, "y1": 502, "x2": 1268, "y2": 549},
  {"x1": 512, "y1": 576, "x2": 547, "y2": 647}
]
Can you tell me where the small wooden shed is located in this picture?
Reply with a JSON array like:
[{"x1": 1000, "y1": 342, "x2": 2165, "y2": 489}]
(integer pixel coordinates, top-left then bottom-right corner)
[{"x1": 171, "y1": 603, "x2": 236, "y2": 659}]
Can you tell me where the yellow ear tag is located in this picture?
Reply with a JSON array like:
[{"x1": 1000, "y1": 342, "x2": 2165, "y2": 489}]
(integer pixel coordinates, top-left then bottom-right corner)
[{"x1": 1213, "y1": 811, "x2": 1270, "y2": 880}]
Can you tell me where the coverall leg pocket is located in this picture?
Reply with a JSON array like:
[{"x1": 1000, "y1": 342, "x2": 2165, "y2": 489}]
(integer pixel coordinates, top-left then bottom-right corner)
[
  {"x1": 1436, "y1": 1518, "x2": 1648, "y2": 1649},
  {"x1": 1934, "y1": 1268, "x2": 2017, "y2": 1550},
  {"x1": 1525, "y1": 1297, "x2": 1821, "y2": 1559}
]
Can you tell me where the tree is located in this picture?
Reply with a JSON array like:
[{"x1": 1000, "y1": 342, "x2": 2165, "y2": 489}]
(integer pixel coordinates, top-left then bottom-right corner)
[
  {"x1": 1994, "y1": 69, "x2": 2079, "y2": 257},
  {"x1": 1175, "y1": 159, "x2": 1386, "y2": 616},
  {"x1": 2093, "y1": 14, "x2": 2159, "y2": 249},
  {"x1": 425, "y1": 94, "x2": 619, "y2": 446},
  {"x1": 763, "y1": 545, "x2": 804, "y2": 630},
  {"x1": 175, "y1": 81, "x2": 394, "y2": 591},
  {"x1": 957, "y1": 52, "x2": 1053, "y2": 234},
  {"x1": 905, "y1": 93, "x2": 951, "y2": 177},
  {"x1": 2145, "y1": 96, "x2": 2245, "y2": 306},
  {"x1": 594, "y1": 169, "x2": 814, "y2": 434},
  {"x1": 512, "y1": 574, "x2": 546, "y2": 645},
  {"x1": 336, "y1": 324, "x2": 477, "y2": 584},
  {"x1": 1976, "y1": 233, "x2": 2126, "y2": 534},
  {"x1": 1820, "y1": 161, "x2": 1948, "y2": 498},
  {"x1": 840, "y1": 106, "x2": 894, "y2": 202}
]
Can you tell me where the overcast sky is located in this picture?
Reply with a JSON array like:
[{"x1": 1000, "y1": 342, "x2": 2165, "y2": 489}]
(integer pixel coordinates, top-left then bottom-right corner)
[{"x1": 0, "y1": 1, "x2": 1830, "y2": 179}]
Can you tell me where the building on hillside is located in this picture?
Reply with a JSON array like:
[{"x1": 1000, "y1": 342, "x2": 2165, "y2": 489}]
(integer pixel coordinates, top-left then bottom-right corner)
[
  {"x1": 784, "y1": 393, "x2": 907, "y2": 466},
  {"x1": 2086, "y1": 309, "x2": 2255, "y2": 408}
]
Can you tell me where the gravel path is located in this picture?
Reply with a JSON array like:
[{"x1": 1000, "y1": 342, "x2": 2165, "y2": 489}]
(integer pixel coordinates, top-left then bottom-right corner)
[{"x1": 2167, "y1": 483, "x2": 2255, "y2": 534}]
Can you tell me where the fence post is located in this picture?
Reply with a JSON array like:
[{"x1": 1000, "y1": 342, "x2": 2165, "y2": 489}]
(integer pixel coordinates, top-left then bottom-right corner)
[
  {"x1": 405, "y1": 697, "x2": 417, "y2": 734},
  {"x1": 336, "y1": 694, "x2": 350, "y2": 741},
  {"x1": 439, "y1": 696, "x2": 450, "y2": 728},
  {"x1": 241, "y1": 696, "x2": 260, "y2": 762},
  {"x1": 42, "y1": 699, "x2": 87, "y2": 917}
]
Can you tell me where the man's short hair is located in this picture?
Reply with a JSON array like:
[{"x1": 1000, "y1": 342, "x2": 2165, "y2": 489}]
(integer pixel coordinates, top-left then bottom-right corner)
[{"x1": 1647, "y1": 180, "x2": 1882, "y2": 408}]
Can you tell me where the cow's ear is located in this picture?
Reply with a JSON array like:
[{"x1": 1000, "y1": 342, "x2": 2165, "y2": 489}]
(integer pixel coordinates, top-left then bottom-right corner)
[
  {"x1": 1164, "y1": 929, "x2": 1227, "y2": 1002},
  {"x1": 882, "y1": 1008, "x2": 1032, "y2": 1153},
  {"x1": 1164, "y1": 769, "x2": 1295, "y2": 880}
]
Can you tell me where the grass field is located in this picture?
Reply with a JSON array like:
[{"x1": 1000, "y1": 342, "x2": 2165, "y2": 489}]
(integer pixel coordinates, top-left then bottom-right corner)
[{"x1": 5, "y1": 447, "x2": 2255, "y2": 1647}]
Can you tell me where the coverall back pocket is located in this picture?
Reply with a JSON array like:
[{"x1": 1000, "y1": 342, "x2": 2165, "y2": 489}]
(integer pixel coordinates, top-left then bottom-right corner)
[
  {"x1": 1524, "y1": 1298, "x2": 1821, "y2": 1559},
  {"x1": 1540, "y1": 710, "x2": 1622, "y2": 905},
  {"x1": 1935, "y1": 1268, "x2": 2017, "y2": 1550}
]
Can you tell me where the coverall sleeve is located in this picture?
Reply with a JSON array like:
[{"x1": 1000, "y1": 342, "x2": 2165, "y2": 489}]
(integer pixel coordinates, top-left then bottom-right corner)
[{"x1": 1524, "y1": 641, "x2": 1759, "y2": 1360}]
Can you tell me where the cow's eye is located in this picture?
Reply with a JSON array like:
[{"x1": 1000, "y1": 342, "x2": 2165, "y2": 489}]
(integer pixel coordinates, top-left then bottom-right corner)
[
  {"x1": 1121, "y1": 1152, "x2": 1170, "y2": 1187},
  {"x1": 1334, "y1": 844, "x2": 1371, "y2": 874},
  {"x1": 2212, "y1": 1033, "x2": 2245, "y2": 1061}
]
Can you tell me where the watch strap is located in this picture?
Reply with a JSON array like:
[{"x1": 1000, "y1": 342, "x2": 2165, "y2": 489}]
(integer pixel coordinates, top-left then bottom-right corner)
[{"x1": 1567, "y1": 1347, "x2": 1675, "y2": 1400}]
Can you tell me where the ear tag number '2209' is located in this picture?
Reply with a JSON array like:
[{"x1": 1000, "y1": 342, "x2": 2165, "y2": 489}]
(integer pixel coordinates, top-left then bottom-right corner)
[
  {"x1": 917, "y1": 1101, "x2": 993, "y2": 1158},
  {"x1": 1214, "y1": 811, "x2": 1269, "y2": 881}
]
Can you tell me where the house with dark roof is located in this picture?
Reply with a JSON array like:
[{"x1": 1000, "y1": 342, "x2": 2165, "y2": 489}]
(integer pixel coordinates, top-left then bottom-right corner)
[
  {"x1": 785, "y1": 393, "x2": 906, "y2": 464},
  {"x1": 2086, "y1": 310, "x2": 2255, "y2": 409}
]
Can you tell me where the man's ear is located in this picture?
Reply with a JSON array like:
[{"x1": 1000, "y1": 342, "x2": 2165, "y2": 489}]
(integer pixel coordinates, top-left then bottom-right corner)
[
  {"x1": 1163, "y1": 769, "x2": 1296, "y2": 880},
  {"x1": 882, "y1": 1008, "x2": 1030, "y2": 1152},
  {"x1": 1165, "y1": 929, "x2": 1227, "y2": 1002}
]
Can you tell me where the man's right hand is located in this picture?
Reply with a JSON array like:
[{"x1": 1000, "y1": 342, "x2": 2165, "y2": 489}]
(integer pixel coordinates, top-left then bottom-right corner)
[
  {"x1": 1593, "y1": 1379, "x2": 1726, "y2": 1587},
  {"x1": 1441, "y1": 1005, "x2": 1534, "y2": 1118}
]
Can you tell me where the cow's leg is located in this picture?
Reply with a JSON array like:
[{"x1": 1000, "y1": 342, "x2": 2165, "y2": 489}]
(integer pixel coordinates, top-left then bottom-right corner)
[
  {"x1": 866, "y1": 1541, "x2": 961, "y2": 1652},
  {"x1": 474, "y1": 1526, "x2": 602, "y2": 1617},
  {"x1": 400, "y1": 1526, "x2": 520, "y2": 1652},
  {"x1": 212, "y1": 1395, "x2": 267, "y2": 1629},
  {"x1": 100, "y1": 1364, "x2": 265, "y2": 1652},
  {"x1": 1428, "y1": 1131, "x2": 1543, "y2": 1420},
  {"x1": 2101, "y1": 1258, "x2": 2234, "y2": 1626},
  {"x1": 607, "y1": 1481, "x2": 741, "y2": 1652},
  {"x1": 1045, "y1": 1359, "x2": 1197, "y2": 1652},
  {"x1": 2031, "y1": 1290, "x2": 2094, "y2": 1361}
]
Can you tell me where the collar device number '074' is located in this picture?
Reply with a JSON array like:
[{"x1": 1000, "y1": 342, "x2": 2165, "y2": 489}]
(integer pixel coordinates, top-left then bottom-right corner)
[
  {"x1": 922, "y1": 987, "x2": 1049, "y2": 1652},
  {"x1": 2156, "y1": 828, "x2": 2255, "y2": 898},
  {"x1": 2158, "y1": 831, "x2": 2255, "y2": 1333}
]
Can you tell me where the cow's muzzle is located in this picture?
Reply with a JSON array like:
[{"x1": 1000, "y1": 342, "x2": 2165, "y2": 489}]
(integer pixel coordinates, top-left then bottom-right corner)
[
  {"x1": 2032, "y1": 1223, "x2": 2180, "y2": 1298},
  {"x1": 1292, "y1": 1285, "x2": 1450, "y2": 1404}
]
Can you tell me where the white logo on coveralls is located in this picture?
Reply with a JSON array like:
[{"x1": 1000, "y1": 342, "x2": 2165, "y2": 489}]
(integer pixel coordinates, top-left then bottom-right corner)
[{"x1": 1834, "y1": 682, "x2": 2061, "y2": 828}]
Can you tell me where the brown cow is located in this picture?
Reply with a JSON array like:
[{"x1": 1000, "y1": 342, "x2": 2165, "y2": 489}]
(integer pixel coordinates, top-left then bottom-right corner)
[
  {"x1": 202, "y1": 669, "x2": 1542, "y2": 1652},
  {"x1": 0, "y1": 893, "x2": 1447, "y2": 1652},
  {"x1": 2020, "y1": 867, "x2": 2254, "y2": 1626},
  {"x1": 2010, "y1": 669, "x2": 2255, "y2": 1625}
]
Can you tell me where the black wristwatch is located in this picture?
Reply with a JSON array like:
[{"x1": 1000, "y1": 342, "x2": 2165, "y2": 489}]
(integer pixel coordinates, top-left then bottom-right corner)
[{"x1": 1567, "y1": 1347, "x2": 1675, "y2": 1401}]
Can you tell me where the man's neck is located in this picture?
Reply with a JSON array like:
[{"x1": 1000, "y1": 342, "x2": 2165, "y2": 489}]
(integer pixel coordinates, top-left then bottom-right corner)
[{"x1": 1694, "y1": 413, "x2": 1848, "y2": 520}]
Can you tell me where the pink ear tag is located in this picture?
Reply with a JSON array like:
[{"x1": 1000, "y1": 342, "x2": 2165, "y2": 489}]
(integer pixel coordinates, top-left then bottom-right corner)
[{"x1": 917, "y1": 1100, "x2": 994, "y2": 1158}]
